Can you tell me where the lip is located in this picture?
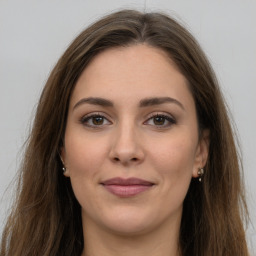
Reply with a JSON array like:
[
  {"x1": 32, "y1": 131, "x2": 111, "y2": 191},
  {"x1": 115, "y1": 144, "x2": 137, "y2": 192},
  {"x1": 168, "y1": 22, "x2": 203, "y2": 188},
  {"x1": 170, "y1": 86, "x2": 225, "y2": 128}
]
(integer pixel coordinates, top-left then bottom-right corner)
[{"x1": 100, "y1": 177, "x2": 155, "y2": 197}]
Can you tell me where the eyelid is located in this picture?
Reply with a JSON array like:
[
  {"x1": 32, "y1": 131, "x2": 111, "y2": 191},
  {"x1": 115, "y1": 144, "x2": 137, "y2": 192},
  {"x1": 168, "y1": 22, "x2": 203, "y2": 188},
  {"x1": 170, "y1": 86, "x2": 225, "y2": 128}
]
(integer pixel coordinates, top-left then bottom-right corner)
[
  {"x1": 79, "y1": 111, "x2": 176, "y2": 129},
  {"x1": 79, "y1": 112, "x2": 112, "y2": 128},
  {"x1": 144, "y1": 112, "x2": 176, "y2": 127}
]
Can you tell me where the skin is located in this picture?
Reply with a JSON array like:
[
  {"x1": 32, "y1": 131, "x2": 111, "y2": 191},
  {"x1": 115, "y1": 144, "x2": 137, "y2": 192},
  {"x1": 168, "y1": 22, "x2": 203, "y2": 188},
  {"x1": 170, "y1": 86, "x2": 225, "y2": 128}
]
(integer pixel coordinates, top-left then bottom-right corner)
[{"x1": 61, "y1": 44, "x2": 209, "y2": 256}]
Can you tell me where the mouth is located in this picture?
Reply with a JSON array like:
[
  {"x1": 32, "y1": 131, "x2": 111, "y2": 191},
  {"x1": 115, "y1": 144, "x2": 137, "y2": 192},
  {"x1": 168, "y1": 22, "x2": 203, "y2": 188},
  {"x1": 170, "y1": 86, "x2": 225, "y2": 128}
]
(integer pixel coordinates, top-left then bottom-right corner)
[{"x1": 100, "y1": 177, "x2": 155, "y2": 197}]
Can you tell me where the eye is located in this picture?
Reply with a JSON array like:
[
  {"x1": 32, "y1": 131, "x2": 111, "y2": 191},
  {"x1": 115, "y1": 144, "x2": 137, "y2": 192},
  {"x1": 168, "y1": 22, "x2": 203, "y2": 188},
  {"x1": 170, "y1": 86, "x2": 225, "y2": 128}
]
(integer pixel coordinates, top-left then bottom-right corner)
[
  {"x1": 145, "y1": 114, "x2": 176, "y2": 128},
  {"x1": 80, "y1": 113, "x2": 111, "y2": 128}
]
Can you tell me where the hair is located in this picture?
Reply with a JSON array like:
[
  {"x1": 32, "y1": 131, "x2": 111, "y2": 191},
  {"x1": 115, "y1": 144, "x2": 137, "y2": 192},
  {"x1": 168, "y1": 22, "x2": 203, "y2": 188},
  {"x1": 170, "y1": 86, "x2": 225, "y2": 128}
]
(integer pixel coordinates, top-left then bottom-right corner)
[{"x1": 1, "y1": 9, "x2": 249, "y2": 256}]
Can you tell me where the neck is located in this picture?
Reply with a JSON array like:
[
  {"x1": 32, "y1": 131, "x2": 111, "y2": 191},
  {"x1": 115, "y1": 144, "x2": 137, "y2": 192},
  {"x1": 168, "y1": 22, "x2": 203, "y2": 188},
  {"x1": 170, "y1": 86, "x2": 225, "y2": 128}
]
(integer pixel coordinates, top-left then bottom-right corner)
[{"x1": 81, "y1": 215, "x2": 181, "y2": 256}]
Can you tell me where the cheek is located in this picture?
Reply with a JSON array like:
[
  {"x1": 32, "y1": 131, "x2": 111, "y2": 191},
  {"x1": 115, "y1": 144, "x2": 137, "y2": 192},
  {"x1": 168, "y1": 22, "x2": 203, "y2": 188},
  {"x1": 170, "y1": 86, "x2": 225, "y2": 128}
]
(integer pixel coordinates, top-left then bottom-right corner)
[
  {"x1": 65, "y1": 133, "x2": 109, "y2": 174},
  {"x1": 144, "y1": 135, "x2": 197, "y2": 220},
  {"x1": 64, "y1": 136, "x2": 106, "y2": 206},
  {"x1": 154, "y1": 135, "x2": 196, "y2": 164},
  {"x1": 149, "y1": 134, "x2": 197, "y2": 184}
]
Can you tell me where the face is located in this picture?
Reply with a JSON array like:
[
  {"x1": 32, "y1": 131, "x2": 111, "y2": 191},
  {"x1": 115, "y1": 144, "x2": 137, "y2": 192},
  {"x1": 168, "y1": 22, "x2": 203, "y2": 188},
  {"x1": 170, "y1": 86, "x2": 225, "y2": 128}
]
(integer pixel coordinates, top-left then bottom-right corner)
[{"x1": 62, "y1": 44, "x2": 209, "y2": 236}]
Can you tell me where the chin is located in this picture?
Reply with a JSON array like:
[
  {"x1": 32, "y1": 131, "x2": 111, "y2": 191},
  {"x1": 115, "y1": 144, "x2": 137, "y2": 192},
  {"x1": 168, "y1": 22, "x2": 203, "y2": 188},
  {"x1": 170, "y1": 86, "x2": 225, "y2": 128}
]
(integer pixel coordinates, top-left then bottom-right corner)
[
  {"x1": 104, "y1": 217, "x2": 153, "y2": 236},
  {"x1": 91, "y1": 205, "x2": 173, "y2": 237}
]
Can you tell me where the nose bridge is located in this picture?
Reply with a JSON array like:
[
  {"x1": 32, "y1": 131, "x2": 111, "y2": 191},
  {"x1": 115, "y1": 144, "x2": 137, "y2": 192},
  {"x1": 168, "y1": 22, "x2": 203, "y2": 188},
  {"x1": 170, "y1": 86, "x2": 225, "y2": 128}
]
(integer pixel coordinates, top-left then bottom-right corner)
[{"x1": 110, "y1": 118, "x2": 144, "y2": 164}]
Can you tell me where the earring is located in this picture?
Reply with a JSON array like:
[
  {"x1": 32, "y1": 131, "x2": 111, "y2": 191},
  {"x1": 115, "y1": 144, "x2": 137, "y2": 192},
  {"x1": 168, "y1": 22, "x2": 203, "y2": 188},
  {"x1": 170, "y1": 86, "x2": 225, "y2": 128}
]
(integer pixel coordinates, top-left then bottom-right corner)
[
  {"x1": 198, "y1": 168, "x2": 204, "y2": 182},
  {"x1": 59, "y1": 154, "x2": 66, "y2": 174}
]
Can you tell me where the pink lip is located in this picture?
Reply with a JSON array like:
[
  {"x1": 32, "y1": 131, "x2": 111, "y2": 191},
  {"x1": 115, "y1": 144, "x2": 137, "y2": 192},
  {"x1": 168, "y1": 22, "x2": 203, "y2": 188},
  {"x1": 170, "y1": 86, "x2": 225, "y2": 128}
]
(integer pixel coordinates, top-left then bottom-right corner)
[{"x1": 101, "y1": 177, "x2": 154, "y2": 197}]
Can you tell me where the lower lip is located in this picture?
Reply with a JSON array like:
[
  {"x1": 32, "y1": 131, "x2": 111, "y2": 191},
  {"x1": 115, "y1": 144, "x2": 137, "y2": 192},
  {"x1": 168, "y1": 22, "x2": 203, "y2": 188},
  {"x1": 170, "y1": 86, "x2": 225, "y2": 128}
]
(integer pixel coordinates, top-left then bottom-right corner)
[{"x1": 103, "y1": 184, "x2": 153, "y2": 197}]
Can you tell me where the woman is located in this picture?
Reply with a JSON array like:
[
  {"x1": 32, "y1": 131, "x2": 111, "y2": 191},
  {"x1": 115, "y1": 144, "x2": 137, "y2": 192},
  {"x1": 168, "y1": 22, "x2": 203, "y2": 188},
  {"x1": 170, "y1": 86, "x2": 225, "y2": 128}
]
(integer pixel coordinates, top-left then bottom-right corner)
[{"x1": 1, "y1": 9, "x2": 249, "y2": 256}]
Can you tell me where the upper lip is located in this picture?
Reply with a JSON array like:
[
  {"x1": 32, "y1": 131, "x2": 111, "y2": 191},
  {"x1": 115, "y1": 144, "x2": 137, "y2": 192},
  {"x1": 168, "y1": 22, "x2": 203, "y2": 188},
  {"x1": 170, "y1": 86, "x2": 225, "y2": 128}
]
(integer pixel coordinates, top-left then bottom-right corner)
[{"x1": 101, "y1": 177, "x2": 154, "y2": 186}]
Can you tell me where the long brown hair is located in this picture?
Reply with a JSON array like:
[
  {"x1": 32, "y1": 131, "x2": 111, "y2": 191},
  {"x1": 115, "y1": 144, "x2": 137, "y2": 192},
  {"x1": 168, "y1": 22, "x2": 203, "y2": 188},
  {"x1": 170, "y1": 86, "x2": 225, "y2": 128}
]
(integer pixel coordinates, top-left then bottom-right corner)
[{"x1": 1, "y1": 9, "x2": 249, "y2": 256}]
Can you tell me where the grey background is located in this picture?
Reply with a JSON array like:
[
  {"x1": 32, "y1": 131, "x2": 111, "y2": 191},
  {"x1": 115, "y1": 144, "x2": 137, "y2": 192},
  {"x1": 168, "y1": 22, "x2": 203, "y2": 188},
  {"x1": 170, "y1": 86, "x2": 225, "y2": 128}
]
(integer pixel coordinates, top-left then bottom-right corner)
[{"x1": 0, "y1": 0, "x2": 255, "y2": 253}]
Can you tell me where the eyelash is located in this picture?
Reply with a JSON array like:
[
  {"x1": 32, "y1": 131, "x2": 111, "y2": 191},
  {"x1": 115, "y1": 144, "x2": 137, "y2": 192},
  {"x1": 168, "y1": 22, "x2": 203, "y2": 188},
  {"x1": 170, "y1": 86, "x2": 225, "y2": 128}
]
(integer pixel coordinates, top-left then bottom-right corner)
[
  {"x1": 79, "y1": 113, "x2": 111, "y2": 128},
  {"x1": 144, "y1": 113, "x2": 176, "y2": 128},
  {"x1": 79, "y1": 112, "x2": 176, "y2": 129}
]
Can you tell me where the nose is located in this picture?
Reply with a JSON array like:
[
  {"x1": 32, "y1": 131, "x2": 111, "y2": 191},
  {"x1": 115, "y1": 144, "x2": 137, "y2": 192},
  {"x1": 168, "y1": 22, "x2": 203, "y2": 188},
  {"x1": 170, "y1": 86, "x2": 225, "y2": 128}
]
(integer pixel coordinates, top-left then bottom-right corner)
[{"x1": 109, "y1": 123, "x2": 145, "y2": 166}]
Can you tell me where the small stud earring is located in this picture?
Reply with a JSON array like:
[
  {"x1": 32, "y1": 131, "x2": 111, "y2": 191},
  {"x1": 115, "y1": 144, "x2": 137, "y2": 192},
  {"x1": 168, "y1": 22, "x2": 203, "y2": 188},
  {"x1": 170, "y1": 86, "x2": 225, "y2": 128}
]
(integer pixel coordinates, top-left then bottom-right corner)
[
  {"x1": 198, "y1": 168, "x2": 204, "y2": 182},
  {"x1": 59, "y1": 154, "x2": 66, "y2": 174}
]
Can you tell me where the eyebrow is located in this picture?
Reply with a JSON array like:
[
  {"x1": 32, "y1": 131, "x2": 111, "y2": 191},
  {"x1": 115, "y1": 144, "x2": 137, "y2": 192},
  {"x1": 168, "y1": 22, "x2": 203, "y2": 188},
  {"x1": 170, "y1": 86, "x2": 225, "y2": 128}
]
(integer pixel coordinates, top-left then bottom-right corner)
[
  {"x1": 139, "y1": 97, "x2": 185, "y2": 110},
  {"x1": 73, "y1": 97, "x2": 113, "y2": 110},
  {"x1": 73, "y1": 96, "x2": 184, "y2": 110}
]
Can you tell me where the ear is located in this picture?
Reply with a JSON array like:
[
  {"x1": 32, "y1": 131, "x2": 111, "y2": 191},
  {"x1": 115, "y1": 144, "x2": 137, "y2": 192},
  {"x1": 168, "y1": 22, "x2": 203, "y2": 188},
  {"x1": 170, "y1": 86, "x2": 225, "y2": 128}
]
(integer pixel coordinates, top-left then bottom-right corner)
[
  {"x1": 60, "y1": 147, "x2": 70, "y2": 177},
  {"x1": 192, "y1": 129, "x2": 210, "y2": 178}
]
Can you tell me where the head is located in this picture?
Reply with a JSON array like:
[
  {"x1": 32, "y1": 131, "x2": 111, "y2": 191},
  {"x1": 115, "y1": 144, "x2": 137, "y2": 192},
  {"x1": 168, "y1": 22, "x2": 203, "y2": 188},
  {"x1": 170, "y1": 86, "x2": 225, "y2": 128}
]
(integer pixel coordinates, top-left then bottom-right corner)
[{"x1": 3, "y1": 9, "x2": 248, "y2": 256}]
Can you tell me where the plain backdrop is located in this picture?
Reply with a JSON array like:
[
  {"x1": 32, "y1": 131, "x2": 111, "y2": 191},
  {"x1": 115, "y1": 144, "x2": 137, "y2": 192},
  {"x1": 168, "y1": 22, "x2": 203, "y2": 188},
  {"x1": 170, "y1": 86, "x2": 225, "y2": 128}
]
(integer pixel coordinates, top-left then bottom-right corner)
[{"x1": 0, "y1": 0, "x2": 255, "y2": 253}]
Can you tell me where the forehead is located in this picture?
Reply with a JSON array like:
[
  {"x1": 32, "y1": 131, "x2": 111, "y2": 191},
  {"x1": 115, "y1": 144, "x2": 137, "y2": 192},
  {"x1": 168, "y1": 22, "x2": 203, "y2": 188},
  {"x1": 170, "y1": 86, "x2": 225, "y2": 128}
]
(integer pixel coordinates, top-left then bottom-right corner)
[{"x1": 70, "y1": 44, "x2": 193, "y2": 108}]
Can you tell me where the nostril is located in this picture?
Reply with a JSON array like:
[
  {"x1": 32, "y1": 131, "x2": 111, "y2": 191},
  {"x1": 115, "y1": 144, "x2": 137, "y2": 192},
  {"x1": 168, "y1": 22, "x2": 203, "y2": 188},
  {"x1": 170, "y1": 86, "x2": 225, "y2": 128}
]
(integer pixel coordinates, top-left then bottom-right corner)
[{"x1": 112, "y1": 157, "x2": 138, "y2": 163}]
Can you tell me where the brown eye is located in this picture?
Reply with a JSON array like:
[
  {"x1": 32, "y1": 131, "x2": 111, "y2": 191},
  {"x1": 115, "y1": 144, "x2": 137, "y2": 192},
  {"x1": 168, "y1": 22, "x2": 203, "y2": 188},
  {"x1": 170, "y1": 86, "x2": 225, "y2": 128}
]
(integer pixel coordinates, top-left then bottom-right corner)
[
  {"x1": 80, "y1": 114, "x2": 111, "y2": 128},
  {"x1": 153, "y1": 116, "x2": 165, "y2": 125},
  {"x1": 92, "y1": 116, "x2": 104, "y2": 125},
  {"x1": 145, "y1": 114, "x2": 176, "y2": 128}
]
